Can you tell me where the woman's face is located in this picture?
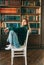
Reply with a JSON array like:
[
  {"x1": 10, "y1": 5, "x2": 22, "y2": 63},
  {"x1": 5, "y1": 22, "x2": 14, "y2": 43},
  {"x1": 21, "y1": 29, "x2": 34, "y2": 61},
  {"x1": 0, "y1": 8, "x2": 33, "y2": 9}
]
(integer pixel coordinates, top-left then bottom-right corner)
[{"x1": 21, "y1": 19, "x2": 27, "y2": 26}]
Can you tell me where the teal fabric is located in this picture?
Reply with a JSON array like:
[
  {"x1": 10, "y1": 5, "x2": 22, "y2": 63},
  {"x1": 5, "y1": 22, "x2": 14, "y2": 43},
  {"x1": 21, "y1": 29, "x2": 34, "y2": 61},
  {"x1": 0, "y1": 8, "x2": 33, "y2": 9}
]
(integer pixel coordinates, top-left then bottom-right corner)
[{"x1": 15, "y1": 27, "x2": 27, "y2": 45}]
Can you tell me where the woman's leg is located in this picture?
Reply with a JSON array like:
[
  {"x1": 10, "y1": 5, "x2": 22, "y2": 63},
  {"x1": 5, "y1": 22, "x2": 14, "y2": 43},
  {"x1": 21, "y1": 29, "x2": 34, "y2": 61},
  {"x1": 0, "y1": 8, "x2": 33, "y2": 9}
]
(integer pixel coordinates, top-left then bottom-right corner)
[
  {"x1": 5, "y1": 30, "x2": 20, "y2": 50},
  {"x1": 7, "y1": 30, "x2": 14, "y2": 44},
  {"x1": 12, "y1": 31, "x2": 20, "y2": 48}
]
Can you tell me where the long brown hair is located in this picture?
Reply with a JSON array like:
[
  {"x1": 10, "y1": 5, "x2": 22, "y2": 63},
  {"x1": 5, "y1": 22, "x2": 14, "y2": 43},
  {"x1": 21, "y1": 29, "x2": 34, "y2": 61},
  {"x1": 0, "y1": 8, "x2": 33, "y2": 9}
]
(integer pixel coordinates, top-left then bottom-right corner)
[{"x1": 24, "y1": 18, "x2": 28, "y2": 25}]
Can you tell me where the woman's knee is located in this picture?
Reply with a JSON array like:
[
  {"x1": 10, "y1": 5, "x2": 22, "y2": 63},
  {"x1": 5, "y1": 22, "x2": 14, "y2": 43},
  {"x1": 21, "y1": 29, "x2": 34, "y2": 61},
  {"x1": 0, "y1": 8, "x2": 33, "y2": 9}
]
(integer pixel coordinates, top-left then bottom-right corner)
[{"x1": 9, "y1": 30, "x2": 14, "y2": 35}]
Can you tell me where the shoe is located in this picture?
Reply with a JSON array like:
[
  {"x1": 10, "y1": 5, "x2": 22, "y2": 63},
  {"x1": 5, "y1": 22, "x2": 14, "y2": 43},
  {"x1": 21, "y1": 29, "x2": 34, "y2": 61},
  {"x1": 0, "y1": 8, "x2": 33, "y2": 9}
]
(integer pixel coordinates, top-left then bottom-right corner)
[
  {"x1": 5, "y1": 45, "x2": 11, "y2": 50},
  {"x1": 6, "y1": 44, "x2": 10, "y2": 47}
]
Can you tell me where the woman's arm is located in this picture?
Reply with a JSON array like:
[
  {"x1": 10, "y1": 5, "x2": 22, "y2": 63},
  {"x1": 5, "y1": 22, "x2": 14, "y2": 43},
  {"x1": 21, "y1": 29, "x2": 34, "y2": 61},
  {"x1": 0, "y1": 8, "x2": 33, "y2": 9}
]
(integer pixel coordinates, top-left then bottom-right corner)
[{"x1": 29, "y1": 26, "x2": 31, "y2": 33}]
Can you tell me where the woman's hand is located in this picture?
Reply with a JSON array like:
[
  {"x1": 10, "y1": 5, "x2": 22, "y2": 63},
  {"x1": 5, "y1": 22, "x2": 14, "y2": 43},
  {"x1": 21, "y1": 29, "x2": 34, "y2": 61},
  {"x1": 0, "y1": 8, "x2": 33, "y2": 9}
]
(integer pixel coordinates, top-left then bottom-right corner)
[
  {"x1": 29, "y1": 27, "x2": 31, "y2": 33},
  {"x1": 4, "y1": 28, "x2": 9, "y2": 33}
]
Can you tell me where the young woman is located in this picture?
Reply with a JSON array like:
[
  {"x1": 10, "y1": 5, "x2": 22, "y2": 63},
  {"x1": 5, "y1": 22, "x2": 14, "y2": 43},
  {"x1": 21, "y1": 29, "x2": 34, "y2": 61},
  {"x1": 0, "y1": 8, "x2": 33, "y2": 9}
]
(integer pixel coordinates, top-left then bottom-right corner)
[{"x1": 4, "y1": 18, "x2": 31, "y2": 50}]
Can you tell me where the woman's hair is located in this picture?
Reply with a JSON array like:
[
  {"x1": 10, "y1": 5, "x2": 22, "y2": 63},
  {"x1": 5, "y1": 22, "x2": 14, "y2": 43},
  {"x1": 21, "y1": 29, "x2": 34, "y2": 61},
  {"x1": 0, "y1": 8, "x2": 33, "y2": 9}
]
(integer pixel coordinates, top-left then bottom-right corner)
[{"x1": 24, "y1": 18, "x2": 28, "y2": 25}]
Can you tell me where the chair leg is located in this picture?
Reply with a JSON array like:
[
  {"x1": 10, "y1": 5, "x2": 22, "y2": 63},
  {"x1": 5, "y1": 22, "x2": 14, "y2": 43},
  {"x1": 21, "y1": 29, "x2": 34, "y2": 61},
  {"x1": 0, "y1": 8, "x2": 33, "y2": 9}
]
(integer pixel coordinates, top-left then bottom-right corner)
[
  {"x1": 11, "y1": 56, "x2": 13, "y2": 65},
  {"x1": 11, "y1": 50, "x2": 14, "y2": 65},
  {"x1": 25, "y1": 54, "x2": 27, "y2": 65},
  {"x1": 25, "y1": 50, "x2": 27, "y2": 65}
]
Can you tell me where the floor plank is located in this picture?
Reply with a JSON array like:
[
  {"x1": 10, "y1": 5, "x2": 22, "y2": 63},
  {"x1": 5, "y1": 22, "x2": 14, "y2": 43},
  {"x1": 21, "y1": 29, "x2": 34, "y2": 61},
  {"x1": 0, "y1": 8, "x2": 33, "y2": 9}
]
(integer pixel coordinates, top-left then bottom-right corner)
[{"x1": 0, "y1": 49, "x2": 44, "y2": 65}]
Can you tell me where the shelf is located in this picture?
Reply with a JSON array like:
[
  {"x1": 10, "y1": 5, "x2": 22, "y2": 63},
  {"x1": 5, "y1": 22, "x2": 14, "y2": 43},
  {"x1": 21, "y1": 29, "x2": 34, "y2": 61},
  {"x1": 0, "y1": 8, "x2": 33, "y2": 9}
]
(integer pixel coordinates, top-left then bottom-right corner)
[
  {"x1": 21, "y1": 6, "x2": 41, "y2": 8},
  {"x1": 0, "y1": 13, "x2": 21, "y2": 15},
  {"x1": 21, "y1": 13, "x2": 41, "y2": 15},
  {"x1": 2, "y1": 21, "x2": 40, "y2": 23},
  {"x1": 0, "y1": 13, "x2": 40, "y2": 15},
  {"x1": 29, "y1": 22, "x2": 40, "y2": 23},
  {"x1": 31, "y1": 28, "x2": 40, "y2": 30},
  {"x1": 0, "y1": 5, "x2": 21, "y2": 8},
  {"x1": 0, "y1": 5, "x2": 41, "y2": 8},
  {"x1": 4, "y1": 22, "x2": 20, "y2": 23},
  {"x1": 3, "y1": 21, "x2": 20, "y2": 22}
]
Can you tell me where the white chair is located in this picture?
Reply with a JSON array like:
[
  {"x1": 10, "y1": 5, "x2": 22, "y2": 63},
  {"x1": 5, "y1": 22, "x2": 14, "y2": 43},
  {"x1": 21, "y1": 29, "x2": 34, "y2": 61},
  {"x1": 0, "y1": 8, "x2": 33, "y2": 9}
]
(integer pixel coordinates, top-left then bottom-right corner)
[{"x1": 11, "y1": 30, "x2": 29, "y2": 65}]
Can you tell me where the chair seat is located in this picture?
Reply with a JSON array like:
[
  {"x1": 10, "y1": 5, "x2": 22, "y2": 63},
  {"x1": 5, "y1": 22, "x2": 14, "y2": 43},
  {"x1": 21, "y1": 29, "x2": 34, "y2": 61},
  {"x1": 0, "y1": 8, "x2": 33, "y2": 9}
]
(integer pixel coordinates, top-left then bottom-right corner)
[{"x1": 11, "y1": 45, "x2": 25, "y2": 51}]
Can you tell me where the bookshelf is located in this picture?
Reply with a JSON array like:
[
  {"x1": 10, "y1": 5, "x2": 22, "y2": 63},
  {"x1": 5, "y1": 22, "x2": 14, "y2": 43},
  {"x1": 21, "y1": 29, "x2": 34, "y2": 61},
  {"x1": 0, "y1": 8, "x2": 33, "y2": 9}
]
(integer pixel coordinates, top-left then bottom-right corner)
[{"x1": 0, "y1": 0, "x2": 41, "y2": 35}]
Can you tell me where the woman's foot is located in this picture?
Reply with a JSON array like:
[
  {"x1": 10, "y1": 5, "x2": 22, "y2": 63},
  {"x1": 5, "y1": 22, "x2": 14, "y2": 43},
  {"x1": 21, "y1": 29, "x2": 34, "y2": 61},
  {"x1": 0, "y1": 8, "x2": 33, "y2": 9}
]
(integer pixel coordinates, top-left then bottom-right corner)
[
  {"x1": 5, "y1": 44, "x2": 11, "y2": 50},
  {"x1": 6, "y1": 44, "x2": 10, "y2": 47}
]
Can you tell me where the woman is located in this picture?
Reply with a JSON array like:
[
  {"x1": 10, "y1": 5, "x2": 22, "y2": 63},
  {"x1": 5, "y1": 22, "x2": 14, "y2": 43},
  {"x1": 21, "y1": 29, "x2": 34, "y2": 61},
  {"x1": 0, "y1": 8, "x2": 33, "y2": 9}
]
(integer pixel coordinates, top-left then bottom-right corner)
[{"x1": 4, "y1": 18, "x2": 31, "y2": 50}]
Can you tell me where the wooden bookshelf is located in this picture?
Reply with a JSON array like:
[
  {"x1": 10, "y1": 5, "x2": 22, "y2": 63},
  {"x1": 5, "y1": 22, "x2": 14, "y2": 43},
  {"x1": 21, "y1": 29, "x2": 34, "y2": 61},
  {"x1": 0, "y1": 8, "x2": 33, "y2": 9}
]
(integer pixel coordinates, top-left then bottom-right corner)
[{"x1": 0, "y1": 0, "x2": 41, "y2": 35}]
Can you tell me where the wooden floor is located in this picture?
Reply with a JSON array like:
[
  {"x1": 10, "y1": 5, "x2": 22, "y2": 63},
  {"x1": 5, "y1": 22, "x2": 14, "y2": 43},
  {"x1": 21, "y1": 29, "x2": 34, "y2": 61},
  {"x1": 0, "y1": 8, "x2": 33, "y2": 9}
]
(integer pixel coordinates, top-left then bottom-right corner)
[{"x1": 0, "y1": 49, "x2": 44, "y2": 65}]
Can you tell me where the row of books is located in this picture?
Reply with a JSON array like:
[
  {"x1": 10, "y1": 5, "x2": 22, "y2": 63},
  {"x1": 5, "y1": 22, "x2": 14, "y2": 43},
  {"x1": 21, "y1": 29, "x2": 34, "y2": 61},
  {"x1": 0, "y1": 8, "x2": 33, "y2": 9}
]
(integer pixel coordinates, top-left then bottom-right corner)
[
  {"x1": 0, "y1": 15, "x2": 40, "y2": 22},
  {"x1": 21, "y1": 8, "x2": 41, "y2": 14},
  {"x1": 22, "y1": 0, "x2": 40, "y2": 6},
  {"x1": 0, "y1": 8, "x2": 40, "y2": 14},
  {"x1": 0, "y1": 0, "x2": 40, "y2": 6},
  {"x1": 21, "y1": 8, "x2": 35, "y2": 14},
  {"x1": 0, "y1": 0, "x2": 21, "y2": 6},
  {"x1": 0, "y1": 8, "x2": 20, "y2": 14},
  {"x1": 0, "y1": 15, "x2": 20, "y2": 21},
  {"x1": 30, "y1": 23, "x2": 40, "y2": 28}
]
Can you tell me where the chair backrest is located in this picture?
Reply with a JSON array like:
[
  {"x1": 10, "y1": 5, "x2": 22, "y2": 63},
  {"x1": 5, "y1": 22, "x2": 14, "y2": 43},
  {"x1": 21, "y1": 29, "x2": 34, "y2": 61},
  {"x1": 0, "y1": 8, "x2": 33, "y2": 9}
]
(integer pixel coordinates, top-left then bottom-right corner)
[{"x1": 24, "y1": 30, "x2": 29, "y2": 48}]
